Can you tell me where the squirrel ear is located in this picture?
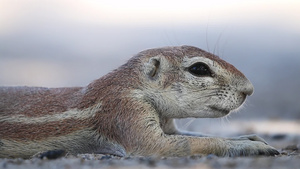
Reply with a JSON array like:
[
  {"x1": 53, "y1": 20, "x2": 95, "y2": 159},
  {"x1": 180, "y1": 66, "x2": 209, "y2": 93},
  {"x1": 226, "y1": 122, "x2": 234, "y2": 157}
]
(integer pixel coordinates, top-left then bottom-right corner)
[{"x1": 145, "y1": 56, "x2": 160, "y2": 78}]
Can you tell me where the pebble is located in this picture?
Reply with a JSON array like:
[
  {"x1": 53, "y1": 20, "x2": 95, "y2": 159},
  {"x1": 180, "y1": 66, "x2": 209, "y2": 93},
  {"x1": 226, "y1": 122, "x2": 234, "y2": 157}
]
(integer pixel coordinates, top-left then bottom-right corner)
[{"x1": 283, "y1": 145, "x2": 298, "y2": 151}]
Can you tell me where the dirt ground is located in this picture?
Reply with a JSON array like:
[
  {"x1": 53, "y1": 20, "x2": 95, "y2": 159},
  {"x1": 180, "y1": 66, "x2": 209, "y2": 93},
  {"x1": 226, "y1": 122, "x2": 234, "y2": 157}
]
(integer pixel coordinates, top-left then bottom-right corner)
[
  {"x1": 0, "y1": 134, "x2": 299, "y2": 169},
  {"x1": 1, "y1": 155, "x2": 300, "y2": 169}
]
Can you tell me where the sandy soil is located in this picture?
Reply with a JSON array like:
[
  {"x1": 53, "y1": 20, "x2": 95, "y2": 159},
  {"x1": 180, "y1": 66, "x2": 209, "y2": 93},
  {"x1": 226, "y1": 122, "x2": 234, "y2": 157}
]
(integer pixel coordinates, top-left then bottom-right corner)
[{"x1": 0, "y1": 134, "x2": 299, "y2": 169}]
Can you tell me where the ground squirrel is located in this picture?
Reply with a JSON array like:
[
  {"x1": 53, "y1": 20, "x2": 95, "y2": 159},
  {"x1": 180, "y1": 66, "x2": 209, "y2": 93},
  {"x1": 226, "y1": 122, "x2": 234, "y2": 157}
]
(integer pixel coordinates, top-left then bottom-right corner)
[{"x1": 0, "y1": 46, "x2": 279, "y2": 158}]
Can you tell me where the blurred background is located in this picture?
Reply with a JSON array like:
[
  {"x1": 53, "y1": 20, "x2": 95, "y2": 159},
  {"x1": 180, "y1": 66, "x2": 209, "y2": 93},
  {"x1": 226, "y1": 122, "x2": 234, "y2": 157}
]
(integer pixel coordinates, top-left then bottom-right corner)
[{"x1": 0, "y1": 0, "x2": 299, "y2": 137}]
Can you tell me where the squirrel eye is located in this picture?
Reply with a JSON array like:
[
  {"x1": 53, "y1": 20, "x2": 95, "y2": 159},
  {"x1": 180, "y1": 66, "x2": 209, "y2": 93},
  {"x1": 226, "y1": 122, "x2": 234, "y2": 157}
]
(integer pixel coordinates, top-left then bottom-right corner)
[{"x1": 188, "y1": 62, "x2": 212, "y2": 77}]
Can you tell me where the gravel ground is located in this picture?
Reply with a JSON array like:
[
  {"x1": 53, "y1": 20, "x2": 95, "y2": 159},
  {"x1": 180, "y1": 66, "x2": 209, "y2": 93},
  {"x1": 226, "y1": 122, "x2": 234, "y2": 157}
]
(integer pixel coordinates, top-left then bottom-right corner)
[
  {"x1": 0, "y1": 153, "x2": 299, "y2": 169},
  {"x1": 0, "y1": 134, "x2": 299, "y2": 169}
]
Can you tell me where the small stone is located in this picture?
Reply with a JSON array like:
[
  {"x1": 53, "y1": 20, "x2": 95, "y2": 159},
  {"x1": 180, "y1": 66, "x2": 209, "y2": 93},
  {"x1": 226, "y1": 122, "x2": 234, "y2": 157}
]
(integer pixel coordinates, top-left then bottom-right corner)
[
  {"x1": 280, "y1": 151, "x2": 288, "y2": 155},
  {"x1": 39, "y1": 150, "x2": 66, "y2": 160},
  {"x1": 271, "y1": 134, "x2": 287, "y2": 140},
  {"x1": 284, "y1": 145, "x2": 298, "y2": 151},
  {"x1": 190, "y1": 155, "x2": 202, "y2": 160},
  {"x1": 206, "y1": 154, "x2": 217, "y2": 159},
  {"x1": 147, "y1": 158, "x2": 157, "y2": 167},
  {"x1": 100, "y1": 155, "x2": 112, "y2": 160}
]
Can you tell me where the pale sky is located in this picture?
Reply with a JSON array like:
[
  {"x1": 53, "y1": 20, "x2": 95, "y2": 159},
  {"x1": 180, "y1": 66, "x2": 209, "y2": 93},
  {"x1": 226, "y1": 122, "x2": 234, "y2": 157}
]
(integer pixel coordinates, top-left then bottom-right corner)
[
  {"x1": 0, "y1": 0, "x2": 299, "y2": 28},
  {"x1": 0, "y1": 0, "x2": 299, "y2": 87}
]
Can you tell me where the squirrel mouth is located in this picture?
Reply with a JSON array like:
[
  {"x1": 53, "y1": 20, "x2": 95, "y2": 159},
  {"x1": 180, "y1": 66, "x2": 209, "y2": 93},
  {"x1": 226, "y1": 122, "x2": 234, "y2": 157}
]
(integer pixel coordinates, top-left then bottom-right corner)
[{"x1": 209, "y1": 106, "x2": 231, "y2": 116}]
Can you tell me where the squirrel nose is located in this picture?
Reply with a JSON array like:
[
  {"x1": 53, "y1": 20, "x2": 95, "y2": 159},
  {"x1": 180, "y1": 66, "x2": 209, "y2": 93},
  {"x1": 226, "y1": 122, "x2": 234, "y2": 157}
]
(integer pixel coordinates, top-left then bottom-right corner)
[{"x1": 241, "y1": 79, "x2": 254, "y2": 96}]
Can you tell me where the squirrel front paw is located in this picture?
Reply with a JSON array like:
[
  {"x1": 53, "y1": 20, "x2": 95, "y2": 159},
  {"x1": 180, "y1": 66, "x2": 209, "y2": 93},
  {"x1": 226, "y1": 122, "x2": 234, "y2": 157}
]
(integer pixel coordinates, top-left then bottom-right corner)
[{"x1": 221, "y1": 135, "x2": 279, "y2": 157}]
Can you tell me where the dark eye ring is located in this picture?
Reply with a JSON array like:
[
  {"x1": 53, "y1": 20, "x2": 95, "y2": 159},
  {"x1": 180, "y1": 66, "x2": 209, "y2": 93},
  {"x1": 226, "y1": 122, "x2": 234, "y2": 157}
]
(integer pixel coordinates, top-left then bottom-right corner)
[{"x1": 188, "y1": 62, "x2": 212, "y2": 77}]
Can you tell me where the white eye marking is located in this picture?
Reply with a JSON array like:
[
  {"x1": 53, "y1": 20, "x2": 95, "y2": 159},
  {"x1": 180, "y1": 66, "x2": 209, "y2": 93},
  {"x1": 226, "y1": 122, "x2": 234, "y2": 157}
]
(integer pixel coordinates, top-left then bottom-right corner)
[{"x1": 182, "y1": 57, "x2": 214, "y2": 67}]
